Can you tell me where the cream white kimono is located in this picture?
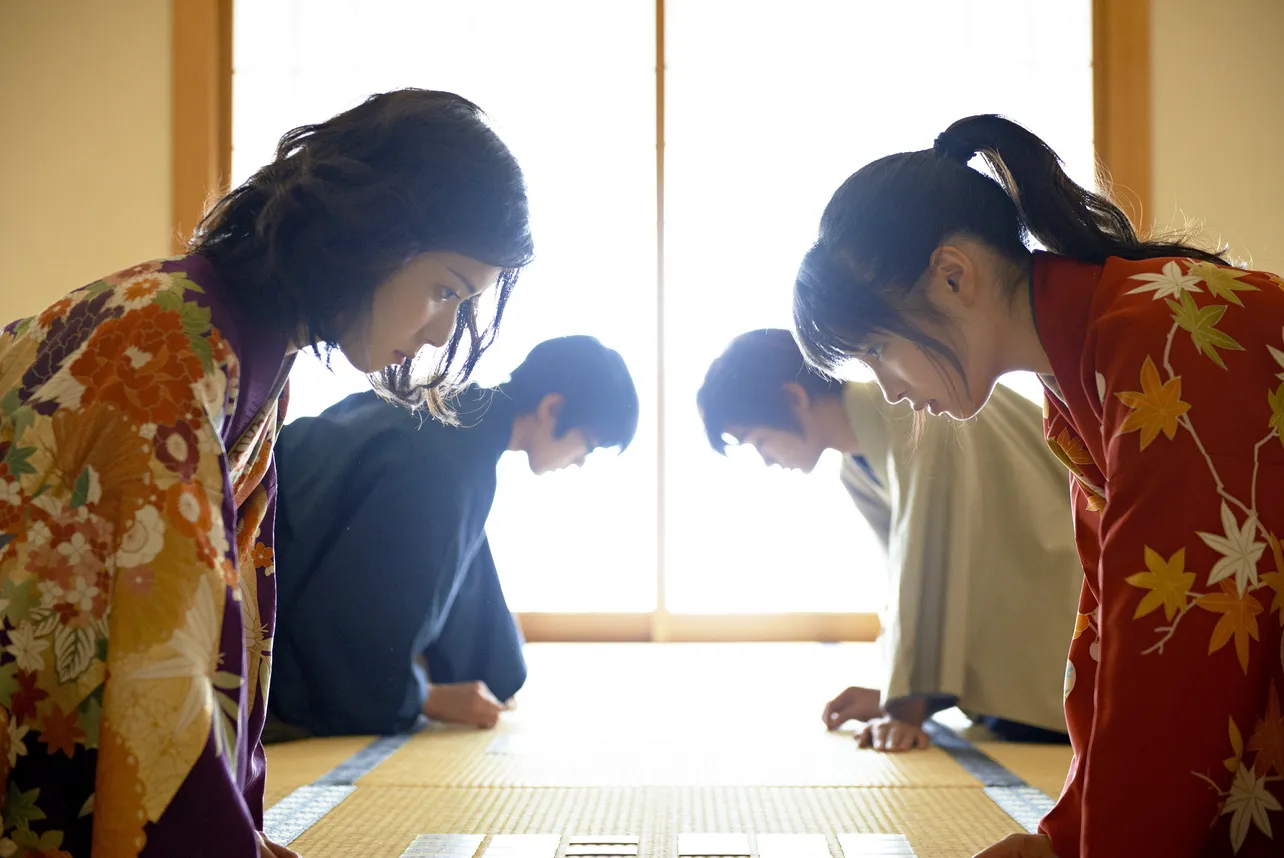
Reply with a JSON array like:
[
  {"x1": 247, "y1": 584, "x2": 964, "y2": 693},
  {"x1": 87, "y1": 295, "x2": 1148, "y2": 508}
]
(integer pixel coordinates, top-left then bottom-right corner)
[{"x1": 840, "y1": 380, "x2": 1081, "y2": 732}]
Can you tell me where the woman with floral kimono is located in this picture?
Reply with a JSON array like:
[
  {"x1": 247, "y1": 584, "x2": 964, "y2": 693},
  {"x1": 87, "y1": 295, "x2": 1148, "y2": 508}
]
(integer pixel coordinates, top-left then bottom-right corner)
[
  {"x1": 0, "y1": 88, "x2": 533, "y2": 858},
  {"x1": 791, "y1": 115, "x2": 1284, "y2": 858}
]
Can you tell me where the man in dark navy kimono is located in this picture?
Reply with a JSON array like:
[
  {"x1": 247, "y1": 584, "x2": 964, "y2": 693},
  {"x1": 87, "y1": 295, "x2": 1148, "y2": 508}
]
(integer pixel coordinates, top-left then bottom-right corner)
[{"x1": 266, "y1": 336, "x2": 638, "y2": 738}]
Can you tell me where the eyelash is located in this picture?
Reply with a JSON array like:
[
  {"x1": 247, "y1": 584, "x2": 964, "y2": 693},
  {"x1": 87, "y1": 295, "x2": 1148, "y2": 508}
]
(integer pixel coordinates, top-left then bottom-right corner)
[
  {"x1": 438, "y1": 285, "x2": 460, "y2": 301},
  {"x1": 862, "y1": 345, "x2": 882, "y2": 361}
]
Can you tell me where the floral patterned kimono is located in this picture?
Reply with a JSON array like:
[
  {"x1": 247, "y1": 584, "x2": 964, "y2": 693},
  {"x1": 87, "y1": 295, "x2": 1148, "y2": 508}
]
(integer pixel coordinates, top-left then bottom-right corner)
[
  {"x1": 1035, "y1": 252, "x2": 1284, "y2": 857},
  {"x1": 0, "y1": 256, "x2": 292, "y2": 857}
]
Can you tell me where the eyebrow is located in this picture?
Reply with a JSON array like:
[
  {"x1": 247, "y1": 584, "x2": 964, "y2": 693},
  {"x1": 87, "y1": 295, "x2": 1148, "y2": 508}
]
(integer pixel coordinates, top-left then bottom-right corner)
[{"x1": 447, "y1": 267, "x2": 480, "y2": 298}]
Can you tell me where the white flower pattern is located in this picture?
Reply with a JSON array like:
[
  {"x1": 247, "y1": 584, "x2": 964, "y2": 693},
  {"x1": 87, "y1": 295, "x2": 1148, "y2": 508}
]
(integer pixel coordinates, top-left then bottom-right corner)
[
  {"x1": 1223, "y1": 764, "x2": 1282, "y2": 852},
  {"x1": 5, "y1": 623, "x2": 49, "y2": 672},
  {"x1": 6, "y1": 718, "x2": 29, "y2": 768},
  {"x1": 1126, "y1": 260, "x2": 1205, "y2": 300},
  {"x1": 1199, "y1": 501, "x2": 1267, "y2": 596}
]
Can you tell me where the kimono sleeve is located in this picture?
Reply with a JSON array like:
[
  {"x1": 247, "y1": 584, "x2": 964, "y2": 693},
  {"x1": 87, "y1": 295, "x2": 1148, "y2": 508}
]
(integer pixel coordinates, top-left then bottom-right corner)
[
  {"x1": 422, "y1": 537, "x2": 527, "y2": 703},
  {"x1": 96, "y1": 420, "x2": 260, "y2": 857},
  {"x1": 1071, "y1": 299, "x2": 1284, "y2": 856},
  {"x1": 842, "y1": 477, "x2": 893, "y2": 551},
  {"x1": 279, "y1": 464, "x2": 486, "y2": 736},
  {"x1": 879, "y1": 427, "x2": 957, "y2": 706}
]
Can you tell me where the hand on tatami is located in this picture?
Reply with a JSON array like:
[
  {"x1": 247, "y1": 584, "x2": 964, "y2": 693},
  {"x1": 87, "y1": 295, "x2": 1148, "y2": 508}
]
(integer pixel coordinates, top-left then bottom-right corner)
[
  {"x1": 856, "y1": 716, "x2": 930, "y2": 752},
  {"x1": 423, "y1": 681, "x2": 507, "y2": 729},
  {"x1": 259, "y1": 831, "x2": 301, "y2": 858},
  {"x1": 971, "y1": 834, "x2": 1058, "y2": 858},
  {"x1": 822, "y1": 686, "x2": 883, "y2": 729}
]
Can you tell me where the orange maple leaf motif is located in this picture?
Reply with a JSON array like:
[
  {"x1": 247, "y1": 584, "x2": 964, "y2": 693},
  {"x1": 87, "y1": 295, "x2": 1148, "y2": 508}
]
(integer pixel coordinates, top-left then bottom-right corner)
[
  {"x1": 1115, "y1": 355, "x2": 1192, "y2": 450},
  {"x1": 1247, "y1": 682, "x2": 1284, "y2": 777},
  {"x1": 1198, "y1": 579, "x2": 1264, "y2": 673},
  {"x1": 1053, "y1": 428, "x2": 1093, "y2": 466},
  {"x1": 1126, "y1": 547, "x2": 1194, "y2": 621},
  {"x1": 1226, "y1": 714, "x2": 1246, "y2": 773},
  {"x1": 39, "y1": 703, "x2": 85, "y2": 758},
  {"x1": 1046, "y1": 428, "x2": 1107, "y2": 510}
]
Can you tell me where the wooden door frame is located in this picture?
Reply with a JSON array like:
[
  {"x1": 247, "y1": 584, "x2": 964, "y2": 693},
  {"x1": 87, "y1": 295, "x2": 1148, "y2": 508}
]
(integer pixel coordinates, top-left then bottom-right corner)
[
  {"x1": 172, "y1": 0, "x2": 1148, "y2": 642},
  {"x1": 1093, "y1": 0, "x2": 1152, "y2": 228},
  {"x1": 171, "y1": 0, "x2": 232, "y2": 253}
]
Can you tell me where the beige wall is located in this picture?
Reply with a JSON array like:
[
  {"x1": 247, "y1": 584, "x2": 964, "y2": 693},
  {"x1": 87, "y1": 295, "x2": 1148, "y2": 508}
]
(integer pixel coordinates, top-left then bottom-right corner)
[
  {"x1": 1151, "y1": 0, "x2": 1284, "y2": 273},
  {"x1": 0, "y1": 0, "x2": 172, "y2": 323}
]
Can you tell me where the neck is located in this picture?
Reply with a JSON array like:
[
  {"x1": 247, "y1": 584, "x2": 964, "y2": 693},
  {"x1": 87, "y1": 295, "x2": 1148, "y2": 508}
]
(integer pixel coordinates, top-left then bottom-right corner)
[
  {"x1": 508, "y1": 412, "x2": 533, "y2": 453},
  {"x1": 997, "y1": 272, "x2": 1054, "y2": 375},
  {"x1": 811, "y1": 395, "x2": 861, "y2": 456}
]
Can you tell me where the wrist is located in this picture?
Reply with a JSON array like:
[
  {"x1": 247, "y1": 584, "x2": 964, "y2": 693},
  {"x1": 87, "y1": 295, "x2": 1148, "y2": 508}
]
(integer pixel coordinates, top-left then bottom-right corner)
[{"x1": 883, "y1": 696, "x2": 929, "y2": 726}]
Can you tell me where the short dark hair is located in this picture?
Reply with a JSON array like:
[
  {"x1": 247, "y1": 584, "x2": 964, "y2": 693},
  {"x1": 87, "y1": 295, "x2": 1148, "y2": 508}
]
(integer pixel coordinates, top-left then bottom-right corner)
[
  {"x1": 190, "y1": 88, "x2": 534, "y2": 420},
  {"x1": 697, "y1": 328, "x2": 843, "y2": 454},
  {"x1": 498, "y1": 336, "x2": 639, "y2": 451}
]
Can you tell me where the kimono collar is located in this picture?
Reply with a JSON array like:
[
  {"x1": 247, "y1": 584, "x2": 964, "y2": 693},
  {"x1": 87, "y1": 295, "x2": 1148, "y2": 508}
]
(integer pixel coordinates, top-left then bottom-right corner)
[{"x1": 1030, "y1": 251, "x2": 1104, "y2": 387}]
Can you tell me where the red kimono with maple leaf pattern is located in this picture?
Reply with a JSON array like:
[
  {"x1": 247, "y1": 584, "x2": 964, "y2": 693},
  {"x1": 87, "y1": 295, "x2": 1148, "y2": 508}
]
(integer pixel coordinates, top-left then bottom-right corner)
[{"x1": 1034, "y1": 251, "x2": 1284, "y2": 857}]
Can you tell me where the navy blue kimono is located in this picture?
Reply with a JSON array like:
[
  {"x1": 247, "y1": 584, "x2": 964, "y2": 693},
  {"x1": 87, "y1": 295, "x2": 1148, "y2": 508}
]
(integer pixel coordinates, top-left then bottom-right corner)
[{"x1": 268, "y1": 387, "x2": 527, "y2": 737}]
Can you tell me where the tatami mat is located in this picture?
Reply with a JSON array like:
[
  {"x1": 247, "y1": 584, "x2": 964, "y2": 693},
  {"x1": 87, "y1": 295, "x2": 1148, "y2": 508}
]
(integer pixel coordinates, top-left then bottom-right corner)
[
  {"x1": 264, "y1": 735, "x2": 375, "y2": 808},
  {"x1": 290, "y1": 786, "x2": 1024, "y2": 858},
  {"x1": 270, "y1": 643, "x2": 1059, "y2": 855},
  {"x1": 359, "y1": 730, "x2": 980, "y2": 788},
  {"x1": 974, "y1": 743, "x2": 1073, "y2": 800}
]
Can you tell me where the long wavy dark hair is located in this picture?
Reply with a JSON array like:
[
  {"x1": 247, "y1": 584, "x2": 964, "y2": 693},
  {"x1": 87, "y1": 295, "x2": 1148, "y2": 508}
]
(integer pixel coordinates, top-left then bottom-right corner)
[
  {"x1": 793, "y1": 114, "x2": 1227, "y2": 384},
  {"x1": 190, "y1": 88, "x2": 534, "y2": 419}
]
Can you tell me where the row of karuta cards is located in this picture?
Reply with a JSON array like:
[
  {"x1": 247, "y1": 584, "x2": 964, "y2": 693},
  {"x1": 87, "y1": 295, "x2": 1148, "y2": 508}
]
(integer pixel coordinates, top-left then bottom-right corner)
[{"x1": 403, "y1": 832, "x2": 915, "y2": 857}]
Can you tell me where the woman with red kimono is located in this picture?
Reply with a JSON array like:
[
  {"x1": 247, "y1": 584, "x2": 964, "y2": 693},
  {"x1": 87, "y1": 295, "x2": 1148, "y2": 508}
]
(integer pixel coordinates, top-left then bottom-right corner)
[
  {"x1": 0, "y1": 89, "x2": 532, "y2": 857},
  {"x1": 792, "y1": 115, "x2": 1284, "y2": 857}
]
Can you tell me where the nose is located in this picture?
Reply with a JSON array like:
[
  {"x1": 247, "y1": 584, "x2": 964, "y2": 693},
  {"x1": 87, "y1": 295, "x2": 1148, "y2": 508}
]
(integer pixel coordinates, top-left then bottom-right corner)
[
  {"x1": 421, "y1": 307, "x2": 459, "y2": 349},
  {"x1": 871, "y1": 367, "x2": 907, "y2": 405}
]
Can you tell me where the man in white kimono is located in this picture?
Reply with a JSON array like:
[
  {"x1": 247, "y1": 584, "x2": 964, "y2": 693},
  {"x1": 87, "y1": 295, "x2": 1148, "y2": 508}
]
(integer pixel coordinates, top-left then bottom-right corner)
[{"x1": 698, "y1": 329, "x2": 1082, "y2": 751}]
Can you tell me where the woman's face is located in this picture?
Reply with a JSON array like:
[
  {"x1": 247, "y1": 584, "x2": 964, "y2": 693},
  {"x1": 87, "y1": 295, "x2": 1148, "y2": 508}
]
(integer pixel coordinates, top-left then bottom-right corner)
[
  {"x1": 851, "y1": 332, "x2": 981, "y2": 419},
  {"x1": 340, "y1": 252, "x2": 502, "y2": 373},
  {"x1": 849, "y1": 244, "x2": 1007, "y2": 420}
]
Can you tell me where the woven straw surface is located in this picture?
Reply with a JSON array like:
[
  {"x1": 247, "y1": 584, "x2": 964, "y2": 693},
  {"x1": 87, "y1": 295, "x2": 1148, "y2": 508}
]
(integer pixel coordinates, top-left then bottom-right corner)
[
  {"x1": 272, "y1": 644, "x2": 1036, "y2": 856},
  {"x1": 293, "y1": 785, "x2": 1022, "y2": 858}
]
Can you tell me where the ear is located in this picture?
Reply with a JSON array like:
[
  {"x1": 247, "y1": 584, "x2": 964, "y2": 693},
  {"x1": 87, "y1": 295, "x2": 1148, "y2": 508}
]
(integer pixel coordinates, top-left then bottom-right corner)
[
  {"x1": 536, "y1": 392, "x2": 565, "y2": 423},
  {"x1": 781, "y1": 382, "x2": 811, "y2": 417},
  {"x1": 927, "y1": 244, "x2": 978, "y2": 308}
]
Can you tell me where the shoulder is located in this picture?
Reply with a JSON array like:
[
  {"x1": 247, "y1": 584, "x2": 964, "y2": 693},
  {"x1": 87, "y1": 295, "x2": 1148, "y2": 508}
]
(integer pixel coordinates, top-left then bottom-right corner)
[
  {"x1": 1039, "y1": 252, "x2": 1284, "y2": 385},
  {"x1": 1089, "y1": 256, "x2": 1284, "y2": 365},
  {"x1": 3, "y1": 258, "x2": 245, "y2": 427}
]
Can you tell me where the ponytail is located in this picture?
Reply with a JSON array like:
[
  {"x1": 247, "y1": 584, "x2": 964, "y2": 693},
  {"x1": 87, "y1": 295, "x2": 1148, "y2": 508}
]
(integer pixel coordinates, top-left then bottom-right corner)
[{"x1": 935, "y1": 114, "x2": 1226, "y2": 265}]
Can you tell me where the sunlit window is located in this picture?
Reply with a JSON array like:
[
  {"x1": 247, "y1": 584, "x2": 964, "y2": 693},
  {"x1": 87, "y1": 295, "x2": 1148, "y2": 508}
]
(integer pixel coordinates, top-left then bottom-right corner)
[{"x1": 233, "y1": 0, "x2": 1092, "y2": 617}]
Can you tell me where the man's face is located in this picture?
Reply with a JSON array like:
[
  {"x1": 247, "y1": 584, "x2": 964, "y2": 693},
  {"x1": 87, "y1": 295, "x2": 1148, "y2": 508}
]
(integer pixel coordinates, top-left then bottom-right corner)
[
  {"x1": 526, "y1": 425, "x2": 594, "y2": 475},
  {"x1": 728, "y1": 425, "x2": 826, "y2": 474}
]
